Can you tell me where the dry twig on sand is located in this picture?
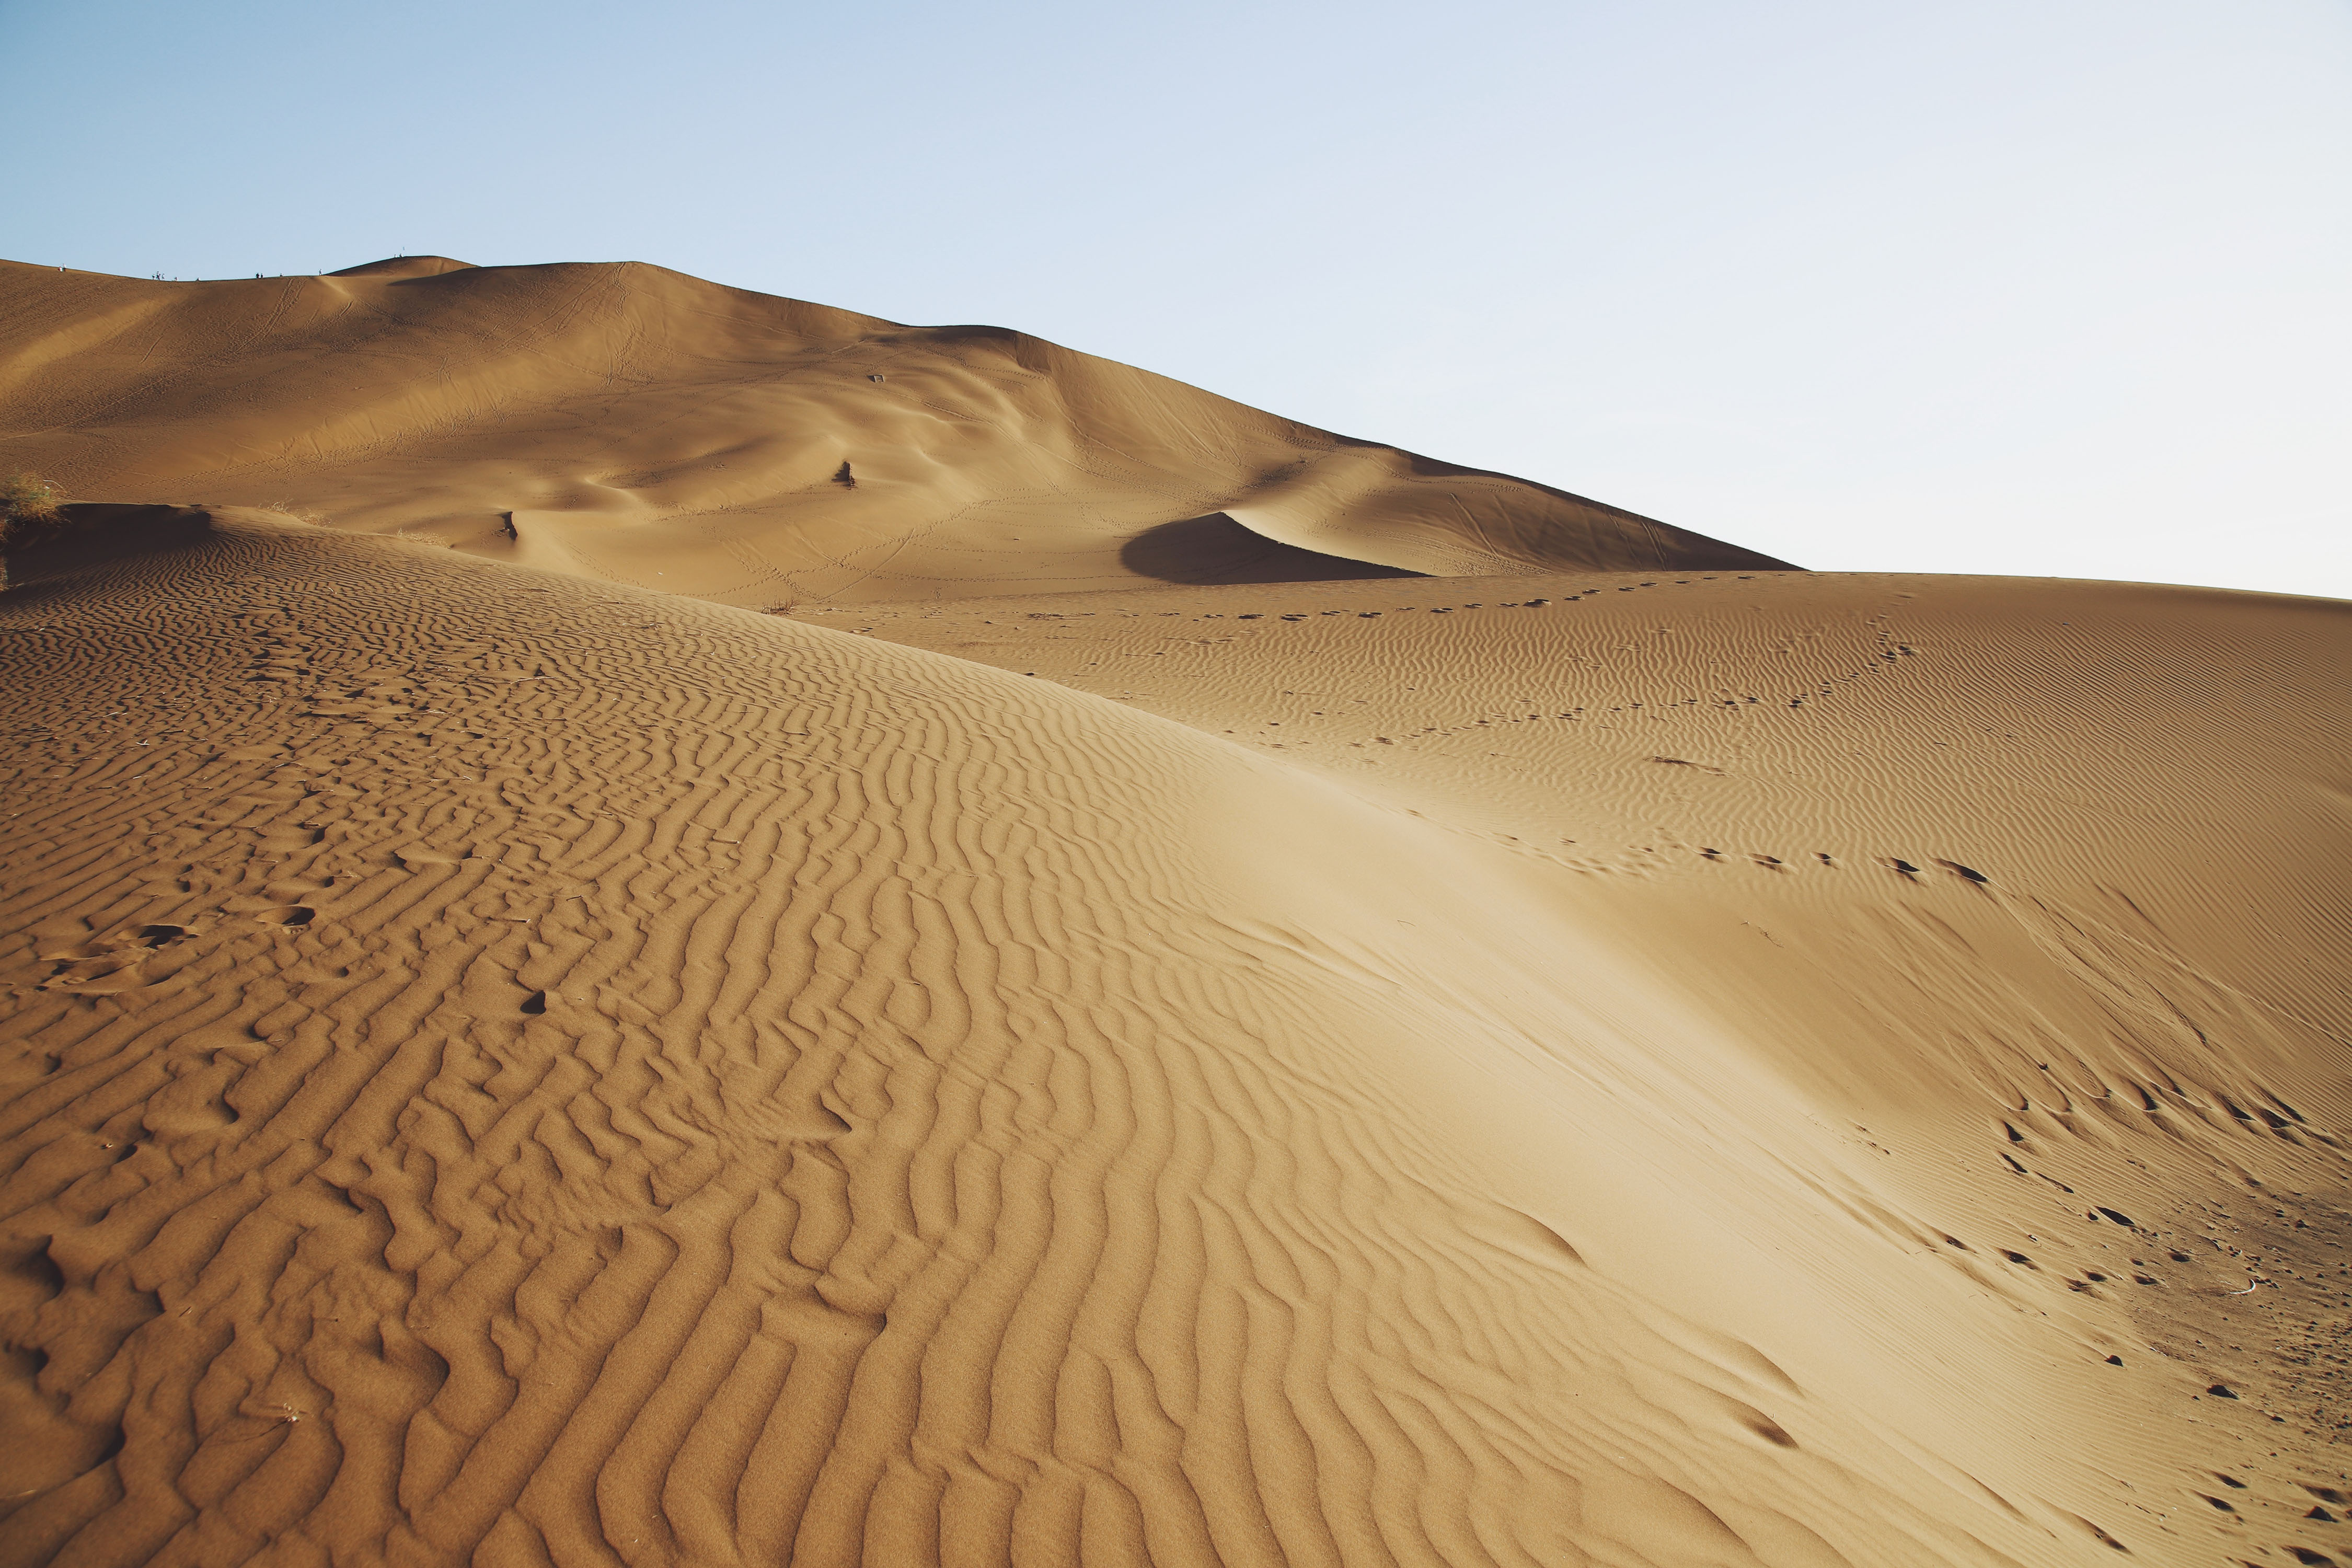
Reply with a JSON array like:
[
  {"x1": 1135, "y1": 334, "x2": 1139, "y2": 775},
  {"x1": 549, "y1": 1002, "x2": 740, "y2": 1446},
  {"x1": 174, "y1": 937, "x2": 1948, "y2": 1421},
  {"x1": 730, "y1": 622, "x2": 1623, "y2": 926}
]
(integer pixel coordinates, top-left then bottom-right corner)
[{"x1": 0, "y1": 471, "x2": 64, "y2": 546}]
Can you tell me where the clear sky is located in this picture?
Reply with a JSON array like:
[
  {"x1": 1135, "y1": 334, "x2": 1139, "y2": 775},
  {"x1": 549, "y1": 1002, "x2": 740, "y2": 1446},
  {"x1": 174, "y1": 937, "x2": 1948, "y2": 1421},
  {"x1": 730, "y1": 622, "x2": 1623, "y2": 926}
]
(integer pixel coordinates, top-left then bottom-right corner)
[{"x1": 6, "y1": 0, "x2": 2347, "y2": 596}]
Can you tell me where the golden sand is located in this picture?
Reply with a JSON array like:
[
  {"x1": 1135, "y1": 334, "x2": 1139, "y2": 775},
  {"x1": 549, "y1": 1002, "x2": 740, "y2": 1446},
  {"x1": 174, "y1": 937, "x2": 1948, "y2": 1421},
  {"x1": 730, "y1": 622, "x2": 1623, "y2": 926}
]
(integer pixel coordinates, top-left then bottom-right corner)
[{"x1": 2, "y1": 259, "x2": 2346, "y2": 1568}]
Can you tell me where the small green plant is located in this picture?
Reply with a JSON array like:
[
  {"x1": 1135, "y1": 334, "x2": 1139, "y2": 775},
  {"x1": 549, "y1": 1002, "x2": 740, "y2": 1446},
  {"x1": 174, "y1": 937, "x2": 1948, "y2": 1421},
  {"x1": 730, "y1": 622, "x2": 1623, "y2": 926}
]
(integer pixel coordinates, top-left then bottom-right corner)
[{"x1": 0, "y1": 472, "x2": 65, "y2": 546}]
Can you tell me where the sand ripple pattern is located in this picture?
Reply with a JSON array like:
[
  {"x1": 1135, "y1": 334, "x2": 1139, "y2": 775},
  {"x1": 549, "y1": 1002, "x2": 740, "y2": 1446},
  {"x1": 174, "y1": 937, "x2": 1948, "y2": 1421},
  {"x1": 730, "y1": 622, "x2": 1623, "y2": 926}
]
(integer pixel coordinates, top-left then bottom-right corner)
[{"x1": 4, "y1": 521, "x2": 2137, "y2": 1567}]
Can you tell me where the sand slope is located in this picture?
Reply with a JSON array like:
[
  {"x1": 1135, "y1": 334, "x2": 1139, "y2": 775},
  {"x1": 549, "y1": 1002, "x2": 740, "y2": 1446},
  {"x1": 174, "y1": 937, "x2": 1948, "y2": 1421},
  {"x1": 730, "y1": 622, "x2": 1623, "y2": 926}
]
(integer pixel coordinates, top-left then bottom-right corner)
[
  {"x1": 3, "y1": 252, "x2": 2347, "y2": 1568},
  {"x1": 849, "y1": 569, "x2": 2352, "y2": 1077},
  {"x1": 2, "y1": 509, "x2": 2345, "y2": 1567},
  {"x1": 0, "y1": 258, "x2": 1790, "y2": 606},
  {"x1": 853, "y1": 569, "x2": 2352, "y2": 1554}
]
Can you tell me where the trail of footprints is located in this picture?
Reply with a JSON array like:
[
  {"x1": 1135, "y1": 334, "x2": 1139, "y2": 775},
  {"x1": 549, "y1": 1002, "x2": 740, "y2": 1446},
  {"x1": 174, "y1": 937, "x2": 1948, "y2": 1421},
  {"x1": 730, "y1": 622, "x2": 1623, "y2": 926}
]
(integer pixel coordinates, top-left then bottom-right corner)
[
  {"x1": 833, "y1": 572, "x2": 1932, "y2": 733},
  {"x1": 851, "y1": 576, "x2": 1986, "y2": 888}
]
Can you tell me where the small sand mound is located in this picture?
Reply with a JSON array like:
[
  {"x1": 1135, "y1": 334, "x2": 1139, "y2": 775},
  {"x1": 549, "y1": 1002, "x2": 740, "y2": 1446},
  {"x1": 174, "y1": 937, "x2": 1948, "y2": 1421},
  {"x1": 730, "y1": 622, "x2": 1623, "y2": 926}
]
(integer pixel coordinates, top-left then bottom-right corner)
[{"x1": 325, "y1": 255, "x2": 478, "y2": 278}]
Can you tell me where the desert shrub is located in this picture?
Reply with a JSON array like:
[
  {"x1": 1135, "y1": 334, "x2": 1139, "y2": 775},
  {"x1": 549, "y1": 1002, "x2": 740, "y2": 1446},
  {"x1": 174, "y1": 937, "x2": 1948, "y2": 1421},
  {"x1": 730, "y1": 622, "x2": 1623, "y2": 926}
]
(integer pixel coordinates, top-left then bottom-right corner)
[{"x1": 0, "y1": 472, "x2": 65, "y2": 546}]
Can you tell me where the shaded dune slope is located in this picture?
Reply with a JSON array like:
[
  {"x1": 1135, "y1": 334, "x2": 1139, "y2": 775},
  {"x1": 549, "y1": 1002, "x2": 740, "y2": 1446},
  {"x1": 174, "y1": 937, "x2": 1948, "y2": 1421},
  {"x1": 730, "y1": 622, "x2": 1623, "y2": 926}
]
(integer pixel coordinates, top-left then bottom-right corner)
[
  {"x1": 0, "y1": 509, "x2": 2251, "y2": 1567},
  {"x1": 0, "y1": 258, "x2": 1792, "y2": 606}
]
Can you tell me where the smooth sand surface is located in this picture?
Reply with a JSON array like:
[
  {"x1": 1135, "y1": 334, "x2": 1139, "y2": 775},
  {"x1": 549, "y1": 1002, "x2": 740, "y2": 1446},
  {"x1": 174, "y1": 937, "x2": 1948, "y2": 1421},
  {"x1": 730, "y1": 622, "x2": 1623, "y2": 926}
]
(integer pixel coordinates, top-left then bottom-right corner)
[
  {"x1": 0, "y1": 258, "x2": 1786, "y2": 607},
  {"x1": 1, "y1": 258, "x2": 2347, "y2": 1568}
]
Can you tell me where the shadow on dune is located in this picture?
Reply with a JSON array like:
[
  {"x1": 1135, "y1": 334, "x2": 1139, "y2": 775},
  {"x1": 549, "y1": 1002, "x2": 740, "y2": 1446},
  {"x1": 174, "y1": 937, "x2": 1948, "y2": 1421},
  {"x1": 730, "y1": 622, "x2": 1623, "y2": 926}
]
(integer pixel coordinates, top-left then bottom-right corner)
[
  {"x1": 0, "y1": 503, "x2": 216, "y2": 591},
  {"x1": 1120, "y1": 512, "x2": 1422, "y2": 586}
]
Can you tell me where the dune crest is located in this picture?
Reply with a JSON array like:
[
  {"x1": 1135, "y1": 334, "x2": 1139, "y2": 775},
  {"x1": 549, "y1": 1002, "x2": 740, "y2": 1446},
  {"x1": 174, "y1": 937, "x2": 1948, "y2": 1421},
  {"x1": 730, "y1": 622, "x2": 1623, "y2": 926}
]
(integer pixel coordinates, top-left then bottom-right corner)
[
  {"x1": 0, "y1": 258, "x2": 1792, "y2": 606},
  {"x1": 324, "y1": 256, "x2": 479, "y2": 279}
]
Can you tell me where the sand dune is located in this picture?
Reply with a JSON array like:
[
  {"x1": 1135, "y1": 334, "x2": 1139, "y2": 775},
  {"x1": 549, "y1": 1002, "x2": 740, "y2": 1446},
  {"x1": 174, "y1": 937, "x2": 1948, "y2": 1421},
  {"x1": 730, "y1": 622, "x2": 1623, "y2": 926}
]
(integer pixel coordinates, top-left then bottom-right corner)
[
  {"x1": 2, "y1": 250, "x2": 2347, "y2": 1568},
  {"x1": 858, "y1": 569, "x2": 2352, "y2": 1546},
  {"x1": 852, "y1": 568, "x2": 2352, "y2": 1102},
  {"x1": 1, "y1": 504, "x2": 2344, "y2": 1568},
  {"x1": 0, "y1": 257, "x2": 1788, "y2": 606}
]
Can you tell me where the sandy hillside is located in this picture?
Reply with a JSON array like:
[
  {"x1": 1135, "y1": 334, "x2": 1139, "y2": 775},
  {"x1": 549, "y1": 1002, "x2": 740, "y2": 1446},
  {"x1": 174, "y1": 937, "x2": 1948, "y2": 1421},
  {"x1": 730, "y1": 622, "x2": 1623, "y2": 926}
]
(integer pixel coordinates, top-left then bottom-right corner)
[
  {"x1": 849, "y1": 569, "x2": 2352, "y2": 1545},
  {"x1": 0, "y1": 503, "x2": 2345, "y2": 1568},
  {"x1": 0, "y1": 257, "x2": 1788, "y2": 605},
  {"x1": 848, "y1": 569, "x2": 2352, "y2": 1090},
  {"x1": 3, "y1": 249, "x2": 2349, "y2": 1568},
  {"x1": 860, "y1": 577, "x2": 2352, "y2": 1116}
]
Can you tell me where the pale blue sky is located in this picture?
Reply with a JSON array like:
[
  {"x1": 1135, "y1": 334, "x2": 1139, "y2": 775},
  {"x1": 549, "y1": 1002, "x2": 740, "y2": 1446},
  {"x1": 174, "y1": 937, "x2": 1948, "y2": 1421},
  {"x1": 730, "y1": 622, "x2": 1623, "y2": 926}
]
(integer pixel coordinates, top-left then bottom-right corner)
[{"x1": 7, "y1": 0, "x2": 2347, "y2": 595}]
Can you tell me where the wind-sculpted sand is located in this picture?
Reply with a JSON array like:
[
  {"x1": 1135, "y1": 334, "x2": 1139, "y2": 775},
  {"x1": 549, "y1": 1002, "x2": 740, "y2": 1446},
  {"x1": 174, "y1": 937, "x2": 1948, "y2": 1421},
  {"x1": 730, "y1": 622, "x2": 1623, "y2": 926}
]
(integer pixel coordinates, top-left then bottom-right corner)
[
  {"x1": 0, "y1": 257, "x2": 1788, "y2": 606},
  {"x1": 4, "y1": 246, "x2": 2350, "y2": 1568},
  {"x1": 851, "y1": 569, "x2": 2352, "y2": 1561},
  {"x1": 2, "y1": 508, "x2": 2346, "y2": 1568}
]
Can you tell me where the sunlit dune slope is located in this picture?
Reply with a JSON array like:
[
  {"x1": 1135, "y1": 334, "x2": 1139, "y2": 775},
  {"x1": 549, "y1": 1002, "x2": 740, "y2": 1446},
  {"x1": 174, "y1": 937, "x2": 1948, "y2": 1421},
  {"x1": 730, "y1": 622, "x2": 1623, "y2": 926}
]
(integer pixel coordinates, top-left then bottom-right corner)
[
  {"x1": 6, "y1": 506, "x2": 2313, "y2": 1567},
  {"x1": 0, "y1": 257, "x2": 1791, "y2": 605},
  {"x1": 851, "y1": 569, "x2": 2352, "y2": 1082},
  {"x1": 855, "y1": 567, "x2": 2352, "y2": 1553}
]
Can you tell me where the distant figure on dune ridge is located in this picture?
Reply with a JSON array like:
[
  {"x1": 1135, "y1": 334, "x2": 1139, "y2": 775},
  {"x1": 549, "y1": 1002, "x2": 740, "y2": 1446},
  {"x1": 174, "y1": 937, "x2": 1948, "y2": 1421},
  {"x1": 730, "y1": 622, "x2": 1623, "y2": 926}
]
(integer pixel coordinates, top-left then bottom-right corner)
[{"x1": 834, "y1": 461, "x2": 856, "y2": 489}]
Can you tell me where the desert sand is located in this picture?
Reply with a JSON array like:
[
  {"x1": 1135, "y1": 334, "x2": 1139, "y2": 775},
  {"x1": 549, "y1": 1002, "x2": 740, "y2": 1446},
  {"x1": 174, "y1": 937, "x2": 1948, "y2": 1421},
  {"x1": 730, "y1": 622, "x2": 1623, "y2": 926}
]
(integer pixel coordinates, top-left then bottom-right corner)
[
  {"x1": 1, "y1": 259, "x2": 2347, "y2": 1568},
  {"x1": 0, "y1": 256, "x2": 1783, "y2": 604}
]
